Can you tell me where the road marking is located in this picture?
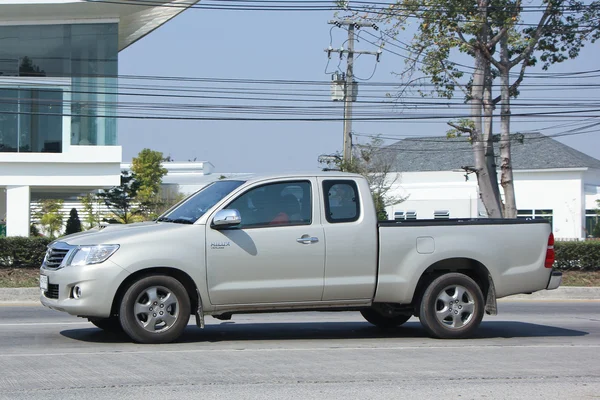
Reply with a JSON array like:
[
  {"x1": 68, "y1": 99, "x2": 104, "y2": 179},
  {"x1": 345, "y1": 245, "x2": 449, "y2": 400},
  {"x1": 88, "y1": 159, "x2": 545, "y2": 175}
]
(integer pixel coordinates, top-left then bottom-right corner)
[
  {"x1": 0, "y1": 322, "x2": 89, "y2": 327},
  {"x1": 0, "y1": 344, "x2": 599, "y2": 358}
]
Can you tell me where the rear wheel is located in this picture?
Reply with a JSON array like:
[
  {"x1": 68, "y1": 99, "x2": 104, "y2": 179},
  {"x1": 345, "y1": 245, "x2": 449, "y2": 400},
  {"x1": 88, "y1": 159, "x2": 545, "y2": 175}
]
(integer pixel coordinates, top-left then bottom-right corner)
[
  {"x1": 419, "y1": 273, "x2": 484, "y2": 339},
  {"x1": 360, "y1": 305, "x2": 412, "y2": 328},
  {"x1": 119, "y1": 275, "x2": 191, "y2": 344},
  {"x1": 88, "y1": 316, "x2": 123, "y2": 333}
]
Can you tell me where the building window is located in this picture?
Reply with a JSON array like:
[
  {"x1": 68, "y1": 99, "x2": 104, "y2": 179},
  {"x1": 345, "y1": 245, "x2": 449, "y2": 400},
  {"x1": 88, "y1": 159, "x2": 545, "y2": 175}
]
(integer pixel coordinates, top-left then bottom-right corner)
[
  {"x1": 517, "y1": 209, "x2": 553, "y2": 228},
  {"x1": 0, "y1": 88, "x2": 63, "y2": 152},
  {"x1": 0, "y1": 23, "x2": 118, "y2": 149},
  {"x1": 434, "y1": 210, "x2": 450, "y2": 219},
  {"x1": 396, "y1": 211, "x2": 417, "y2": 220},
  {"x1": 585, "y1": 209, "x2": 600, "y2": 238}
]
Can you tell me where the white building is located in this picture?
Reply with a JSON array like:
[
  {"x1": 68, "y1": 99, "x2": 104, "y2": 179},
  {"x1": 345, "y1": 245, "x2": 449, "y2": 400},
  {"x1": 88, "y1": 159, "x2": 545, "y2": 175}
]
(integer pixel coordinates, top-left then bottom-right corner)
[
  {"x1": 27, "y1": 161, "x2": 249, "y2": 235},
  {"x1": 386, "y1": 133, "x2": 600, "y2": 240},
  {"x1": 0, "y1": 0, "x2": 199, "y2": 237}
]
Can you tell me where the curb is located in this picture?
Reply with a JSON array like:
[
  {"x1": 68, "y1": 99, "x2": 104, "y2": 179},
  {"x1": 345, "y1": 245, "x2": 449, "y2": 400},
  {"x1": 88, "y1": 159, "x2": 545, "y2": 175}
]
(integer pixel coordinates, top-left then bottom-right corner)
[
  {"x1": 499, "y1": 286, "x2": 600, "y2": 301},
  {"x1": 0, "y1": 287, "x2": 598, "y2": 305},
  {"x1": 0, "y1": 288, "x2": 40, "y2": 304}
]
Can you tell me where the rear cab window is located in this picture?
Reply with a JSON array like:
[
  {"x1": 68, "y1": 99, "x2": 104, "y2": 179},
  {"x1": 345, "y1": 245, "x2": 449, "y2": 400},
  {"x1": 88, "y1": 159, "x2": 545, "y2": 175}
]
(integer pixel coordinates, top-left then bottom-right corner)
[{"x1": 322, "y1": 180, "x2": 360, "y2": 223}]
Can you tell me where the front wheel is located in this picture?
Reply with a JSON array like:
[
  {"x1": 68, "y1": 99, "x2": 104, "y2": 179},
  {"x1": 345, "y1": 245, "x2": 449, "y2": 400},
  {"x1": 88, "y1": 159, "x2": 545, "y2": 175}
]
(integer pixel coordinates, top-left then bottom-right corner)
[
  {"x1": 119, "y1": 275, "x2": 191, "y2": 344},
  {"x1": 419, "y1": 273, "x2": 484, "y2": 339}
]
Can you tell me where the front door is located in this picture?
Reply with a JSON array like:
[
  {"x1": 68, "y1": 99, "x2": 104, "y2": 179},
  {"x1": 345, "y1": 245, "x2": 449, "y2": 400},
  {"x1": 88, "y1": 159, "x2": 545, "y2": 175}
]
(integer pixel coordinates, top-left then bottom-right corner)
[{"x1": 205, "y1": 179, "x2": 325, "y2": 305}]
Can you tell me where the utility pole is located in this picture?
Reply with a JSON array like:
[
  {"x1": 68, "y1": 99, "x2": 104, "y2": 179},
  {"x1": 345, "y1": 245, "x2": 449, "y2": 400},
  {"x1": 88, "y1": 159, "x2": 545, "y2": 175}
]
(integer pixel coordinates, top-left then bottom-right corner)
[{"x1": 326, "y1": 20, "x2": 381, "y2": 163}]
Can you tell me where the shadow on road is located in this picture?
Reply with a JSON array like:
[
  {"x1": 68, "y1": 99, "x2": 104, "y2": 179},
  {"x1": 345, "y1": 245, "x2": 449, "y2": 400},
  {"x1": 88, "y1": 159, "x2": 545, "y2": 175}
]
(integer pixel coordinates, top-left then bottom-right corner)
[{"x1": 60, "y1": 320, "x2": 588, "y2": 344}]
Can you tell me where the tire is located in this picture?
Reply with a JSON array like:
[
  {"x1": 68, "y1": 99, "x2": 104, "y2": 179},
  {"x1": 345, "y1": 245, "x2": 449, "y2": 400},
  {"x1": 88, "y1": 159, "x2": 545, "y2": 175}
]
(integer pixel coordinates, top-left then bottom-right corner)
[
  {"x1": 119, "y1": 275, "x2": 191, "y2": 344},
  {"x1": 360, "y1": 307, "x2": 412, "y2": 328},
  {"x1": 418, "y1": 273, "x2": 484, "y2": 339},
  {"x1": 88, "y1": 316, "x2": 123, "y2": 333}
]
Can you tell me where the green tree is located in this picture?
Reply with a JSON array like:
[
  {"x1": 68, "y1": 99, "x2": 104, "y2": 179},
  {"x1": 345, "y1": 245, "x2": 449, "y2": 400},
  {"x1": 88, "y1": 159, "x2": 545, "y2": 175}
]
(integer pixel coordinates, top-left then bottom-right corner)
[
  {"x1": 79, "y1": 192, "x2": 100, "y2": 229},
  {"x1": 131, "y1": 148, "x2": 168, "y2": 219},
  {"x1": 35, "y1": 199, "x2": 64, "y2": 238},
  {"x1": 65, "y1": 208, "x2": 82, "y2": 235},
  {"x1": 593, "y1": 200, "x2": 600, "y2": 238},
  {"x1": 339, "y1": 0, "x2": 600, "y2": 218},
  {"x1": 97, "y1": 171, "x2": 142, "y2": 224},
  {"x1": 320, "y1": 137, "x2": 405, "y2": 220}
]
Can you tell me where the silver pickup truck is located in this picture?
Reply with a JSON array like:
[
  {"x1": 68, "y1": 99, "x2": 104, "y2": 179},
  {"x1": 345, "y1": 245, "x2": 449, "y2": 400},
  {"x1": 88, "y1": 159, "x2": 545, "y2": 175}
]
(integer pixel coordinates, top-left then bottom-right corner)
[{"x1": 40, "y1": 172, "x2": 561, "y2": 343}]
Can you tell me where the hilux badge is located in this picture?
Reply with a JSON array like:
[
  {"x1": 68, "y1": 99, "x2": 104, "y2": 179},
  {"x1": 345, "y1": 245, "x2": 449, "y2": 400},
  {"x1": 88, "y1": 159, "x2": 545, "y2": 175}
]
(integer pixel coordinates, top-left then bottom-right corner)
[{"x1": 210, "y1": 242, "x2": 231, "y2": 249}]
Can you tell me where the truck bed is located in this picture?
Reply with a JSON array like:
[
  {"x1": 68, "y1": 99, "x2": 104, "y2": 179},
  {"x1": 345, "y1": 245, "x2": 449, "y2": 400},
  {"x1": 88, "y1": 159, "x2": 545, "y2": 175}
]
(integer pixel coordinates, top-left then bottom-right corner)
[{"x1": 374, "y1": 218, "x2": 553, "y2": 304}]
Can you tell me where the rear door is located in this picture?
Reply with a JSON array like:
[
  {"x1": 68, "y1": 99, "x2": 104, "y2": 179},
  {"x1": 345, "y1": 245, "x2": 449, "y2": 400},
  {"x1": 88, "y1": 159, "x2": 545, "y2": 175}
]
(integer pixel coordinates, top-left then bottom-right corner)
[{"x1": 318, "y1": 178, "x2": 378, "y2": 301}]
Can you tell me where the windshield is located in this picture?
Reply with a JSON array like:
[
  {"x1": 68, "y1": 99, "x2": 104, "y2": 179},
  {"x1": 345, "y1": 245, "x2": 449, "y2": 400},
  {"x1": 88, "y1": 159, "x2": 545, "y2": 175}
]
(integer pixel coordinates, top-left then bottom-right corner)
[{"x1": 157, "y1": 180, "x2": 245, "y2": 224}]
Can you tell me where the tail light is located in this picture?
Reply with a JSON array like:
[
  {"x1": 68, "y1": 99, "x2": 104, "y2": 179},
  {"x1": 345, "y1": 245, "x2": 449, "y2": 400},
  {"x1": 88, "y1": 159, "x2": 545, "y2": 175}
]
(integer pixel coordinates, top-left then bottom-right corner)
[{"x1": 545, "y1": 233, "x2": 555, "y2": 268}]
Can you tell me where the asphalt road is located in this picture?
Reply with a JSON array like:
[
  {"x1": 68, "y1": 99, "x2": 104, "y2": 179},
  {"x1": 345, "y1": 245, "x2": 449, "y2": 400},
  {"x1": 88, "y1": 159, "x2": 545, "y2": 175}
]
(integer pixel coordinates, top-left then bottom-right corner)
[{"x1": 0, "y1": 301, "x2": 598, "y2": 400}]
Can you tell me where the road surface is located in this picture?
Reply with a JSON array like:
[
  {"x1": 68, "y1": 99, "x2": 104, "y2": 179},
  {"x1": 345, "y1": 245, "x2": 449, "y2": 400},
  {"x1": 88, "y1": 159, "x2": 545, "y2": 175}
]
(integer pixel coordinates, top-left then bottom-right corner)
[{"x1": 0, "y1": 301, "x2": 598, "y2": 399}]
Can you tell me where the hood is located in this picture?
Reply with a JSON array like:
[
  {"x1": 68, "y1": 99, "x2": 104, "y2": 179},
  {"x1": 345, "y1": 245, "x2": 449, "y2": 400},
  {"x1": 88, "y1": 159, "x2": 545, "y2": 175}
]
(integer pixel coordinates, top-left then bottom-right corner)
[{"x1": 55, "y1": 221, "x2": 199, "y2": 246}]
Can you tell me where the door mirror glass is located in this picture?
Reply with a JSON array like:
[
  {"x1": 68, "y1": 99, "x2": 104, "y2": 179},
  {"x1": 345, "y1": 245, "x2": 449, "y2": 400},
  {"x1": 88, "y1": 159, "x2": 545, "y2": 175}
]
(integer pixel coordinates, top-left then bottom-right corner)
[{"x1": 213, "y1": 209, "x2": 242, "y2": 229}]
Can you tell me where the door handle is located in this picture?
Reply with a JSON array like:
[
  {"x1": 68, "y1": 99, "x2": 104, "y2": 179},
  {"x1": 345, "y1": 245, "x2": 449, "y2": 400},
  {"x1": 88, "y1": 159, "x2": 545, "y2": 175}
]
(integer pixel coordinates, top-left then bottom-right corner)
[{"x1": 296, "y1": 235, "x2": 319, "y2": 244}]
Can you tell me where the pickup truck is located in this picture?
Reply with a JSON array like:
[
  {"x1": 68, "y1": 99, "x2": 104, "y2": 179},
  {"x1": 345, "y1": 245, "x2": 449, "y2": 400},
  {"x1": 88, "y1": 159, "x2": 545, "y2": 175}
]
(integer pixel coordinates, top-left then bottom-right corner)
[{"x1": 40, "y1": 172, "x2": 561, "y2": 344}]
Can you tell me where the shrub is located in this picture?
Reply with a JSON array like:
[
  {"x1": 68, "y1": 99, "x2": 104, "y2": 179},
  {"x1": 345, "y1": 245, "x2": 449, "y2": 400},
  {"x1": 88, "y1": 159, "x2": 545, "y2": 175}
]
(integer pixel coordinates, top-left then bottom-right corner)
[
  {"x1": 65, "y1": 208, "x2": 82, "y2": 235},
  {"x1": 0, "y1": 237, "x2": 52, "y2": 268},
  {"x1": 554, "y1": 241, "x2": 600, "y2": 271}
]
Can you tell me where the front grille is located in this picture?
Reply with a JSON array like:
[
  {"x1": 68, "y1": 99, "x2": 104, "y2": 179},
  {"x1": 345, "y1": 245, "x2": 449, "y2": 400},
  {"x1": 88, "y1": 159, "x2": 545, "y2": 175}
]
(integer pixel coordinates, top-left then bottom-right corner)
[
  {"x1": 44, "y1": 248, "x2": 69, "y2": 269},
  {"x1": 44, "y1": 283, "x2": 59, "y2": 299}
]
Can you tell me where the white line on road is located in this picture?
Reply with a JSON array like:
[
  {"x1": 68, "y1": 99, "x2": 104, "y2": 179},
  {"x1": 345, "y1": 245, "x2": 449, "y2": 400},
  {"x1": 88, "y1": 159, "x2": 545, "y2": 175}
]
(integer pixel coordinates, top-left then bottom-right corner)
[
  {"x1": 0, "y1": 322, "x2": 90, "y2": 326},
  {"x1": 0, "y1": 344, "x2": 599, "y2": 358}
]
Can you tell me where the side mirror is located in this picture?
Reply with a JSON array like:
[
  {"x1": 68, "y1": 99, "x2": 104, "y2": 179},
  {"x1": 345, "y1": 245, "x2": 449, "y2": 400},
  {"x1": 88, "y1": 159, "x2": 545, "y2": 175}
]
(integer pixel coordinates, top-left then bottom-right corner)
[{"x1": 212, "y1": 209, "x2": 241, "y2": 229}]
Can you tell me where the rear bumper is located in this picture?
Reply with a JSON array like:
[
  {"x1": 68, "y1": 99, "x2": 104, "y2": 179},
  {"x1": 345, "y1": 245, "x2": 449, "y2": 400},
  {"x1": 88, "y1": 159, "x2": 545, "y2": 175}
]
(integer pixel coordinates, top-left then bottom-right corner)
[{"x1": 546, "y1": 270, "x2": 562, "y2": 290}]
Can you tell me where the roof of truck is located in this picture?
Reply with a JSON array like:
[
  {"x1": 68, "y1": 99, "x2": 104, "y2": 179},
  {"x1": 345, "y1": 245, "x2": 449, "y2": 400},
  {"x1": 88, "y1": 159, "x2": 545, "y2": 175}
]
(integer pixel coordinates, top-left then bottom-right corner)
[{"x1": 222, "y1": 171, "x2": 364, "y2": 182}]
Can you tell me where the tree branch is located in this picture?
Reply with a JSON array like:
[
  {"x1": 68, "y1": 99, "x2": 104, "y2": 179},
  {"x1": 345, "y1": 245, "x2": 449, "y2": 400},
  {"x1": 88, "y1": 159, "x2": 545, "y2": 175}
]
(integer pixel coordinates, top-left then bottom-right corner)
[
  {"x1": 448, "y1": 122, "x2": 474, "y2": 134},
  {"x1": 440, "y1": 60, "x2": 469, "y2": 97},
  {"x1": 454, "y1": 26, "x2": 472, "y2": 47},
  {"x1": 509, "y1": 3, "x2": 552, "y2": 68},
  {"x1": 488, "y1": 0, "x2": 522, "y2": 47}
]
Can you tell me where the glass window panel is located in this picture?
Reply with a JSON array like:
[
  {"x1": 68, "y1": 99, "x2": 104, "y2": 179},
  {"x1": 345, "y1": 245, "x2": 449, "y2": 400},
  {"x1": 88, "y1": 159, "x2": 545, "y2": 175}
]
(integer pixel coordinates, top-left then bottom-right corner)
[
  {"x1": 226, "y1": 181, "x2": 312, "y2": 228},
  {"x1": 0, "y1": 24, "x2": 70, "y2": 77},
  {"x1": 323, "y1": 180, "x2": 360, "y2": 223},
  {"x1": 0, "y1": 22, "x2": 118, "y2": 148},
  {"x1": 517, "y1": 210, "x2": 534, "y2": 216},
  {"x1": 434, "y1": 210, "x2": 450, "y2": 219},
  {"x1": 71, "y1": 23, "x2": 118, "y2": 146},
  {"x1": 0, "y1": 88, "x2": 18, "y2": 152}
]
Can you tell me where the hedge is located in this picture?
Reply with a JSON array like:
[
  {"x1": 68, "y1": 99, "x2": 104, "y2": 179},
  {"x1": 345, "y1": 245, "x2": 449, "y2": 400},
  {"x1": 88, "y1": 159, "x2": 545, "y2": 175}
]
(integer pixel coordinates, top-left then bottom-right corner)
[
  {"x1": 0, "y1": 237, "x2": 52, "y2": 268},
  {"x1": 1, "y1": 237, "x2": 599, "y2": 271},
  {"x1": 553, "y1": 241, "x2": 600, "y2": 272}
]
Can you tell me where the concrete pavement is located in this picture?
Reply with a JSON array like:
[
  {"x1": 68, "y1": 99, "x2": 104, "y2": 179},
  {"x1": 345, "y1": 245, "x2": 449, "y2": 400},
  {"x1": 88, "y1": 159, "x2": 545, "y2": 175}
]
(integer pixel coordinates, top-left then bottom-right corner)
[{"x1": 0, "y1": 302, "x2": 599, "y2": 399}]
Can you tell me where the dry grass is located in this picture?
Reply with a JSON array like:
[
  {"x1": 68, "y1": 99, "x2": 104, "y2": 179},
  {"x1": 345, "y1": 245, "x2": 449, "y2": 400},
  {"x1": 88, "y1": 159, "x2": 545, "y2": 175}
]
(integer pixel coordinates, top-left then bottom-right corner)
[
  {"x1": 0, "y1": 268, "x2": 40, "y2": 288},
  {"x1": 561, "y1": 271, "x2": 600, "y2": 287},
  {"x1": 0, "y1": 268, "x2": 599, "y2": 288}
]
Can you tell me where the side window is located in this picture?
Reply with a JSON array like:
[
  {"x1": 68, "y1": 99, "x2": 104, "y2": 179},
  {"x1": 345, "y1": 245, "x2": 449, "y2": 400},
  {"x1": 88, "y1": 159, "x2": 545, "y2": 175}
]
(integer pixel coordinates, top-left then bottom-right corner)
[
  {"x1": 226, "y1": 181, "x2": 312, "y2": 228},
  {"x1": 323, "y1": 180, "x2": 360, "y2": 223}
]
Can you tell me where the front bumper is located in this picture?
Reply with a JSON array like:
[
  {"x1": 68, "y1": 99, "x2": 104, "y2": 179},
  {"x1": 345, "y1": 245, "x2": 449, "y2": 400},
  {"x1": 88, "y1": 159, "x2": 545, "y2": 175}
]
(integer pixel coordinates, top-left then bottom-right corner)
[
  {"x1": 546, "y1": 270, "x2": 562, "y2": 290},
  {"x1": 39, "y1": 260, "x2": 130, "y2": 318}
]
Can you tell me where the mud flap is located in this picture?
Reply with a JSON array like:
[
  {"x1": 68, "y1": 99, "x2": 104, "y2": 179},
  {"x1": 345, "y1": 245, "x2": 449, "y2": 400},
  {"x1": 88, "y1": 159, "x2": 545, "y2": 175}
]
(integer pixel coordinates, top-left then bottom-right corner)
[
  {"x1": 195, "y1": 288, "x2": 205, "y2": 329},
  {"x1": 485, "y1": 273, "x2": 498, "y2": 316}
]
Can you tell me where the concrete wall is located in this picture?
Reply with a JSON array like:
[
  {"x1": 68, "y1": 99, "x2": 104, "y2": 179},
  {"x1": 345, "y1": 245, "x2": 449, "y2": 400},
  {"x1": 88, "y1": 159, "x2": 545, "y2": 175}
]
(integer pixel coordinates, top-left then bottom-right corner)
[{"x1": 0, "y1": 146, "x2": 121, "y2": 236}]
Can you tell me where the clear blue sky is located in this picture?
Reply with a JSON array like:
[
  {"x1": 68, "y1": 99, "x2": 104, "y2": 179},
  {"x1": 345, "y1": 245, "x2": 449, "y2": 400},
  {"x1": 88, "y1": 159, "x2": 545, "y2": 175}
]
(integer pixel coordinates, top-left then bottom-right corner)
[{"x1": 118, "y1": 5, "x2": 600, "y2": 173}]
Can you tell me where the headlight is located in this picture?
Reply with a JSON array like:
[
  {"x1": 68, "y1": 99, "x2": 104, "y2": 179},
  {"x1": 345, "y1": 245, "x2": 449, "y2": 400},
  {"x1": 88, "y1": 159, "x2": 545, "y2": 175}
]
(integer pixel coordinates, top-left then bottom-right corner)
[{"x1": 68, "y1": 245, "x2": 120, "y2": 266}]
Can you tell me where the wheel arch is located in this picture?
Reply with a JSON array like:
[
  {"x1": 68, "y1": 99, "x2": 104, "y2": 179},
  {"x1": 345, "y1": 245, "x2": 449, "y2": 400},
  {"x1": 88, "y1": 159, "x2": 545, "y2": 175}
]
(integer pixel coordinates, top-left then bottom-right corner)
[
  {"x1": 110, "y1": 267, "x2": 199, "y2": 317},
  {"x1": 411, "y1": 257, "x2": 496, "y2": 315}
]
